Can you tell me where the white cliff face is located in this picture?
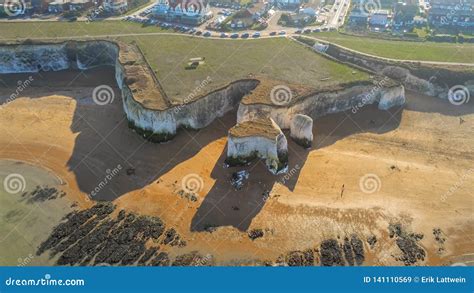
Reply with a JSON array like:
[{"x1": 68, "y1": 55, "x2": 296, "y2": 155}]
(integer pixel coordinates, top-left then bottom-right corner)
[
  {"x1": 0, "y1": 44, "x2": 70, "y2": 73},
  {"x1": 378, "y1": 84, "x2": 406, "y2": 110},
  {"x1": 227, "y1": 119, "x2": 288, "y2": 174},
  {"x1": 237, "y1": 84, "x2": 405, "y2": 130},
  {"x1": 290, "y1": 114, "x2": 313, "y2": 148}
]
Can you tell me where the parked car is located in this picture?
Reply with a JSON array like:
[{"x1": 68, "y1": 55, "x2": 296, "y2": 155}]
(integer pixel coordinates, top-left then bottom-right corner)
[
  {"x1": 230, "y1": 33, "x2": 239, "y2": 38},
  {"x1": 269, "y1": 31, "x2": 277, "y2": 36},
  {"x1": 195, "y1": 30, "x2": 202, "y2": 35},
  {"x1": 278, "y1": 30, "x2": 286, "y2": 35},
  {"x1": 252, "y1": 32, "x2": 260, "y2": 38},
  {"x1": 295, "y1": 29, "x2": 302, "y2": 34},
  {"x1": 313, "y1": 28, "x2": 321, "y2": 32},
  {"x1": 203, "y1": 31, "x2": 211, "y2": 37},
  {"x1": 241, "y1": 32, "x2": 249, "y2": 38},
  {"x1": 304, "y1": 28, "x2": 312, "y2": 34},
  {"x1": 220, "y1": 33, "x2": 228, "y2": 38}
]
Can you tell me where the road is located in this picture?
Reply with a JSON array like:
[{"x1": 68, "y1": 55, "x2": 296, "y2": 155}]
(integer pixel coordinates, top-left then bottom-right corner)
[{"x1": 327, "y1": 0, "x2": 351, "y2": 28}]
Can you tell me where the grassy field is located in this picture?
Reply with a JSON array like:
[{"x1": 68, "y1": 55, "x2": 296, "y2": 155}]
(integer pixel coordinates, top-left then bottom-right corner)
[
  {"x1": 1, "y1": 21, "x2": 473, "y2": 63},
  {"x1": 122, "y1": 35, "x2": 370, "y2": 102},
  {"x1": 0, "y1": 21, "x2": 166, "y2": 40},
  {"x1": 312, "y1": 32, "x2": 474, "y2": 63}
]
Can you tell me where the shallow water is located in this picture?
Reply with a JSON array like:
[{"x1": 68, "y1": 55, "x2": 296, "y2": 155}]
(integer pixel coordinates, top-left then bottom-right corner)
[{"x1": 0, "y1": 159, "x2": 72, "y2": 266}]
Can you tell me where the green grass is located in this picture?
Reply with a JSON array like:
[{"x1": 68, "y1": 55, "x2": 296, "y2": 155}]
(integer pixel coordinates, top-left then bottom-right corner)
[
  {"x1": 312, "y1": 32, "x2": 474, "y2": 63},
  {"x1": 121, "y1": 35, "x2": 370, "y2": 102},
  {"x1": 0, "y1": 21, "x2": 166, "y2": 40}
]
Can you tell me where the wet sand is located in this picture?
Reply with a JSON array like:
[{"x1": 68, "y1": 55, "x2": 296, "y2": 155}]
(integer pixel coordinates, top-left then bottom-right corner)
[{"x1": 0, "y1": 69, "x2": 472, "y2": 266}]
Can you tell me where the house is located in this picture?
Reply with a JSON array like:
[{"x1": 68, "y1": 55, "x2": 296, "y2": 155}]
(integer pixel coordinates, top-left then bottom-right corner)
[
  {"x1": 392, "y1": 1, "x2": 418, "y2": 29},
  {"x1": 154, "y1": 0, "x2": 212, "y2": 25},
  {"x1": 48, "y1": 0, "x2": 69, "y2": 13},
  {"x1": 230, "y1": 8, "x2": 254, "y2": 28},
  {"x1": 274, "y1": 0, "x2": 301, "y2": 10},
  {"x1": 278, "y1": 11, "x2": 315, "y2": 26},
  {"x1": 369, "y1": 9, "x2": 391, "y2": 28},
  {"x1": 428, "y1": 0, "x2": 474, "y2": 28},
  {"x1": 69, "y1": 0, "x2": 92, "y2": 11},
  {"x1": 348, "y1": 8, "x2": 369, "y2": 26},
  {"x1": 103, "y1": 0, "x2": 128, "y2": 14}
]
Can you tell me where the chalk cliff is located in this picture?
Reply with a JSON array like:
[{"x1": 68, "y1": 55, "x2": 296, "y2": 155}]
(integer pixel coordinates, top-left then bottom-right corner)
[
  {"x1": 0, "y1": 40, "x2": 407, "y2": 174},
  {"x1": 227, "y1": 118, "x2": 288, "y2": 174}
]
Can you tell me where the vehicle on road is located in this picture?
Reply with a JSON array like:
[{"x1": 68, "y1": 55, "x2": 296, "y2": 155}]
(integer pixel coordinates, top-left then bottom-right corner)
[
  {"x1": 304, "y1": 28, "x2": 311, "y2": 34},
  {"x1": 252, "y1": 32, "x2": 260, "y2": 38},
  {"x1": 230, "y1": 33, "x2": 239, "y2": 38},
  {"x1": 269, "y1": 31, "x2": 277, "y2": 36},
  {"x1": 203, "y1": 31, "x2": 211, "y2": 37},
  {"x1": 241, "y1": 32, "x2": 249, "y2": 38},
  {"x1": 295, "y1": 29, "x2": 302, "y2": 34},
  {"x1": 278, "y1": 30, "x2": 286, "y2": 35},
  {"x1": 313, "y1": 28, "x2": 321, "y2": 32},
  {"x1": 220, "y1": 33, "x2": 228, "y2": 38}
]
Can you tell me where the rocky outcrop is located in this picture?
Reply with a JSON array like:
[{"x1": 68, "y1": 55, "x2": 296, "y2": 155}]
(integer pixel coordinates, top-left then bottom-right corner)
[
  {"x1": 237, "y1": 81, "x2": 405, "y2": 130},
  {"x1": 290, "y1": 114, "x2": 313, "y2": 148},
  {"x1": 227, "y1": 118, "x2": 288, "y2": 174}
]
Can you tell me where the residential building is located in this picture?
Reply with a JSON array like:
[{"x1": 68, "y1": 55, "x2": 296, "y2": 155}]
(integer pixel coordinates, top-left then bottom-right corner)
[
  {"x1": 369, "y1": 9, "x2": 391, "y2": 27},
  {"x1": 48, "y1": 0, "x2": 69, "y2": 13},
  {"x1": 348, "y1": 8, "x2": 369, "y2": 26},
  {"x1": 69, "y1": 0, "x2": 92, "y2": 10},
  {"x1": 103, "y1": 0, "x2": 128, "y2": 14},
  {"x1": 393, "y1": 1, "x2": 418, "y2": 29},
  {"x1": 274, "y1": 0, "x2": 301, "y2": 10},
  {"x1": 154, "y1": 0, "x2": 212, "y2": 25}
]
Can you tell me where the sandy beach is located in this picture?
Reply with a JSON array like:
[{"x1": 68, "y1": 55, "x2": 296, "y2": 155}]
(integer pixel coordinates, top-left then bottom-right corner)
[{"x1": 0, "y1": 68, "x2": 472, "y2": 266}]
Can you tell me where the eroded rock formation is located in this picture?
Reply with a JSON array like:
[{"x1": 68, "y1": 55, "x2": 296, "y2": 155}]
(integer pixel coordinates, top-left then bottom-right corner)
[
  {"x1": 227, "y1": 118, "x2": 288, "y2": 174},
  {"x1": 290, "y1": 114, "x2": 313, "y2": 148}
]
